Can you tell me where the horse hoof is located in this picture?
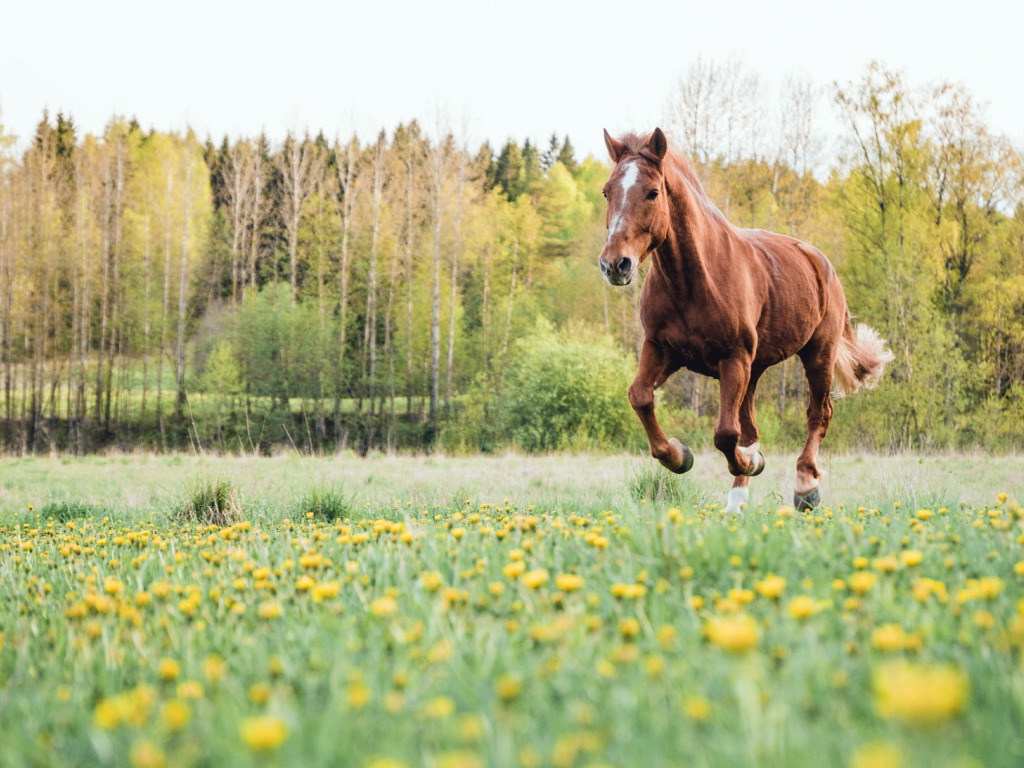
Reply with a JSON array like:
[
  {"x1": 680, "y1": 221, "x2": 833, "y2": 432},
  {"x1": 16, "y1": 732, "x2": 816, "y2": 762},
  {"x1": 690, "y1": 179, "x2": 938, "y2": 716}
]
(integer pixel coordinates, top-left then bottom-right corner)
[
  {"x1": 747, "y1": 451, "x2": 766, "y2": 477},
  {"x1": 794, "y1": 488, "x2": 820, "y2": 511},
  {"x1": 667, "y1": 438, "x2": 694, "y2": 474}
]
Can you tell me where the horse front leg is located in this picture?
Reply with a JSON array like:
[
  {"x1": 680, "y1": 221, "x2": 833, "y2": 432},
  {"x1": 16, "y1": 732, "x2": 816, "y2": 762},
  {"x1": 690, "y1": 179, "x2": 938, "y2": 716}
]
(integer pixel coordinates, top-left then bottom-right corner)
[
  {"x1": 725, "y1": 368, "x2": 765, "y2": 514},
  {"x1": 715, "y1": 358, "x2": 765, "y2": 513},
  {"x1": 628, "y1": 340, "x2": 691, "y2": 474}
]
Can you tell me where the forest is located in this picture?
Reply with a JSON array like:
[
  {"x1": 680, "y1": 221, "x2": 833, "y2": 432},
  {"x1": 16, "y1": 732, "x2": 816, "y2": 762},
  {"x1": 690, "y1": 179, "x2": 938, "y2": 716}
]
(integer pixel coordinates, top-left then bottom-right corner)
[{"x1": 0, "y1": 60, "x2": 1022, "y2": 456}]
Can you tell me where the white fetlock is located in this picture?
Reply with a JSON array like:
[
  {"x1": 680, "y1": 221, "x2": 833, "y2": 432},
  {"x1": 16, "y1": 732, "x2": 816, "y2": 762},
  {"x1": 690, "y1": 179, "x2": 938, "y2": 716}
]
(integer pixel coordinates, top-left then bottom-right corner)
[{"x1": 725, "y1": 486, "x2": 749, "y2": 515}]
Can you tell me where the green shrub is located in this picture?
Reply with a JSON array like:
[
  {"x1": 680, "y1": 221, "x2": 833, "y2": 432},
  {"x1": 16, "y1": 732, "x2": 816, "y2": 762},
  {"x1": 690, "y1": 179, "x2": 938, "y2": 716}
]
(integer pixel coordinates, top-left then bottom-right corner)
[{"x1": 494, "y1": 323, "x2": 637, "y2": 452}]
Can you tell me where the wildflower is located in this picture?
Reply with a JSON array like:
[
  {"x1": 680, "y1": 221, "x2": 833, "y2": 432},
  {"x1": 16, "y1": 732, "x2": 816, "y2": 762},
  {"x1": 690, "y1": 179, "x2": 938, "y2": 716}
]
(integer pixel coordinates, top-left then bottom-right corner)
[
  {"x1": 158, "y1": 658, "x2": 180, "y2": 681},
  {"x1": 177, "y1": 681, "x2": 203, "y2": 699},
  {"x1": 129, "y1": 740, "x2": 166, "y2": 768},
  {"x1": 203, "y1": 655, "x2": 227, "y2": 683},
  {"x1": 555, "y1": 573, "x2": 584, "y2": 592},
  {"x1": 754, "y1": 574, "x2": 786, "y2": 599},
  {"x1": 871, "y1": 624, "x2": 916, "y2": 652},
  {"x1": 312, "y1": 581, "x2": 340, "y2": 602},
  {"x1": 850, "y1": 741, "x2": 903, "y2": 768},
  {"x1": 900, "y1": 550, "x2": 923, "y2": 567},
  {"x1": 704, "y1": 614, "x2": 758, "y2": 653},
  {"x1": 787, "y1": 595, "x2": 826, "y2": 620},
  {"x1": 421, "y1": 695, "x2": 456, "y2": 719},
  {"x1": 619, "y1": 618, "x2": 641, "y2": 639},
  {"x1": 239, "y1": 715, "x2": 289, "y2": 751},
  {"x1": 503, "y1": 561, "x2": 526, "y2": 579},
  {"x1": 849, "y1": 571, "x2": 876, "y2": 594},
  {"x1": 257, "y1": 601, "x2": 283, "y2": 619},
  {"x1": 683, "y1": 695, "x2": 711, "y2": 721},
  {"x1": 521, "y1": 569, "x2": 549, "y2": 589},
  {"x1": 370, "y1": 596, "x2": 398, "y2": 617},
  {"x1": 159, "y1": 699, "x2": 191, "y2": 731},
  {"x1": 347, "y1": 680, "x2": 372, "y2": 708},
  {"x1": 495, "y1": 674, "x2": 522, "y2": 701},
  {"x1": 874, "y1": 661, "x2": 968, "y2": 724},
  {"x1": 420, "y1": 571, "x2": 443, "y2": 592}
]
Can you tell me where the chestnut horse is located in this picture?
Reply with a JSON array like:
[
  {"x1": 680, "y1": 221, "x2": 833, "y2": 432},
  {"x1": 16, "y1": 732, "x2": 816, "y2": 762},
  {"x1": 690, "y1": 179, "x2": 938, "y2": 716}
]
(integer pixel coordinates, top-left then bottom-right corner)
[{"x1": 599, "y1": 128, "x2": 892, "y2": 513}]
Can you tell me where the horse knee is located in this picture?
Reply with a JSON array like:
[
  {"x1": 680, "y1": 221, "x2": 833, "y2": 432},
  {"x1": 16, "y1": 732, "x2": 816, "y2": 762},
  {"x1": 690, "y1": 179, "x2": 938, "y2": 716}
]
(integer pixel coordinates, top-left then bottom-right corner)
[
  {"x1": 628, "y1": 384, "x2": 653, "y2": 413},
  {"x1": 713, "y1": 428, "x2": 739, "y2": 455}
]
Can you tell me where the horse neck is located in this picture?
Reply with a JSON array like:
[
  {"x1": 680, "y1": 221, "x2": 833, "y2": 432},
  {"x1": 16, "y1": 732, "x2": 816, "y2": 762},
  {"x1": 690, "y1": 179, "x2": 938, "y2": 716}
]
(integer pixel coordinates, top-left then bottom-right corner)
[{"x1": 653, "y1": 168, "x2": 723, "y2": 292}]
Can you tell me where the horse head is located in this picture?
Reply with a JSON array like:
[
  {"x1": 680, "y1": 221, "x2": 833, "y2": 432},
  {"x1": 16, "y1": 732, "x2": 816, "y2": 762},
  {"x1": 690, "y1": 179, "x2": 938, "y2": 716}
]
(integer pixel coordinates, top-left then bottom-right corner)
[{"x1": 598, "y1": 127, "x2": 671, "y2": 286}]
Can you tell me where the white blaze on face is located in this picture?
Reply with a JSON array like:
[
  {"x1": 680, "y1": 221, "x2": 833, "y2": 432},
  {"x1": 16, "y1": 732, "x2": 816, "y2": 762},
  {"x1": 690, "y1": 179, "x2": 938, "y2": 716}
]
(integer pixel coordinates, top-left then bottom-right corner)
[{"x1": 608, "y1": 161, "x2": 641, "y2": 237}]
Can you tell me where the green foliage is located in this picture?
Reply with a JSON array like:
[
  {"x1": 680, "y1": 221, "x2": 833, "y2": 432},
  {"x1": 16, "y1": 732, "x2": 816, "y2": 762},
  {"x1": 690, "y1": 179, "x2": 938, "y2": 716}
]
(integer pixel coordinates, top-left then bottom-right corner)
[
  {"x1": 295, "y1": 482, "x2": 353, "y2": 523},
  {"x1": 625, "y1": 460, "x2": 707, "y2": 508},
  {"x1": 494, "y1": 323, "x2": 637, "y2": 452},
  {"x1": 39, "y1": 498, "x2": 101, "y2": 522},
  {"x1": 173, "y1": 475, "x2": 243, "y2": 526}
]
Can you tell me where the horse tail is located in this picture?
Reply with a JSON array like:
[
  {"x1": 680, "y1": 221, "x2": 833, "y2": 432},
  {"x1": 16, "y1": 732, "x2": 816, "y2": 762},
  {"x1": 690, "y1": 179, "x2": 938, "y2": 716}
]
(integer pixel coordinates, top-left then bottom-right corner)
[{"x1": 832, "y1": 317, "x2": 894, "y2": 397}]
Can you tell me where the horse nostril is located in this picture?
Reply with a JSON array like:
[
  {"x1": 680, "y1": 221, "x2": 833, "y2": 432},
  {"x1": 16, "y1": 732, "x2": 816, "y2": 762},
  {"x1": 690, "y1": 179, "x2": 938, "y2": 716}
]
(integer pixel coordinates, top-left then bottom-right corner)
[
  {"x1": 617, "y1": 257, "x2": 633, "y2": 275},
  {"x1": 599, "y1": 259, "x2": 609, "y2": 275}
]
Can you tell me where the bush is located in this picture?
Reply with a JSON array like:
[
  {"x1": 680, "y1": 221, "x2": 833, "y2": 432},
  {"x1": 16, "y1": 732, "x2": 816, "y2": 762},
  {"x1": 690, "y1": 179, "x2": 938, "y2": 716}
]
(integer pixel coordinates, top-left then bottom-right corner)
[{"x1": 493, "y1": 324, "x2": 638, "y2": 452}]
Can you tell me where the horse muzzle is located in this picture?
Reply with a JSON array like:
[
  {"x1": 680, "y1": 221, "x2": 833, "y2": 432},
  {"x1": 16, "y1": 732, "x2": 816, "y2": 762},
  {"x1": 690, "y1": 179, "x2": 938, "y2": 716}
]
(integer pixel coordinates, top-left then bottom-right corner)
[{"x1": 598, "y1": 255, "x2": 635, "y2": 286}]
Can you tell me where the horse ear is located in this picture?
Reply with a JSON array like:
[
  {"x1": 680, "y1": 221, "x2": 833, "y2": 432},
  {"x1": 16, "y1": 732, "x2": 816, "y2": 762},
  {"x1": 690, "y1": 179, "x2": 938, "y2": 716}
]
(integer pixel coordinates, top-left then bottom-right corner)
[
  {"x1": 604, "y1": 129, "x2": 626, "y2": 163},
  {"x1": 648, "y1": 128, "x2": 668, "y2": 161}
]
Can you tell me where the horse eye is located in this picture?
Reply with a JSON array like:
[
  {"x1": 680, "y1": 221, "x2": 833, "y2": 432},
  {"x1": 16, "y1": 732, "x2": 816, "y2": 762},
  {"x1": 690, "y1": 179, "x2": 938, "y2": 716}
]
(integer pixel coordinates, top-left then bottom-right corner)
[
  {"x1": 645, "y1": 189, "x2": 659, "y2": 201},
  {"x1": 602, "y1": 188, "x2": 608, "y2": 199}
]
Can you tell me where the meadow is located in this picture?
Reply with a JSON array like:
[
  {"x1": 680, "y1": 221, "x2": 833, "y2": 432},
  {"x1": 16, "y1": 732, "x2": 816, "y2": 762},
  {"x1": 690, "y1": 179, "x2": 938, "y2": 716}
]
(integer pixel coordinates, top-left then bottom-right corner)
[{"x1": 1, "y1": 451, "x2": 1024, "y2": 768}]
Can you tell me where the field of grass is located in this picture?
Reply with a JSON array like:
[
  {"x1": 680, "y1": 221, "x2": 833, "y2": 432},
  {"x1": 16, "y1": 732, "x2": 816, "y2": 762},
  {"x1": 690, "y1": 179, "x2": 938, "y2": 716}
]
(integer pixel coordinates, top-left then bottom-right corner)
[{"x1": 1, "y1": 450, "x2": 1023, "y2": 767}]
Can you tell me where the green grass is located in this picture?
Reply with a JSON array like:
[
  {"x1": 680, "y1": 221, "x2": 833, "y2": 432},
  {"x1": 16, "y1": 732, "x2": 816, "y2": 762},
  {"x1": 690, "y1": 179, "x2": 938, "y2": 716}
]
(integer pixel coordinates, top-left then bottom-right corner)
[{"x1": 0, "y1": 451, "x2": 1023, "y2": 767}]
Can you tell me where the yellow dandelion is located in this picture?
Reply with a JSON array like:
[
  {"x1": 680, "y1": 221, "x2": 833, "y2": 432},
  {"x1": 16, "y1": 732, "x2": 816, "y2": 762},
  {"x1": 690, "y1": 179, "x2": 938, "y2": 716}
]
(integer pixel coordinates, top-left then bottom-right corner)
[
  {"x1": 129, "y1": 739, "x2": 166, "y2": 768},
  {"x1": 849, "y1": 571, "x2": 876, "y2": 595},
  {"x1": 754, "y1": 574, "x2": 786, "y2": 599},
  {"x1": 157, "y1": 658, "x2": 180, "y2": 681},
  {"x1": 203, "y1": 655, "x2": 227, "y2": 683},
  {"x1": 503, "y1": 561, "x2": 526, "y2": 580},
  {"x1": 159, "y1": 699, "x2": 191, "y2": 731},
  {"x1": 900, "y1": 550, "x2": 923, "y2": 567},
  {"x1": 554, "y1": 573, "x2": 584, "y2": 592},
  {"x1": 619, "y1": 617, "x2": 641, "y2": 639},
  {"x1": 871, "y1": 623, "x2": 911, "y2": 652},
  {"x1": 787, "y1": 595, "x2": 826, "y2": 620},
  {"x1": 683, "y1": 695, "x2": 711, "y2": 721},
  {"x1": 704, "y1": 614, "x2": 758, "y2": 653},
  {"x1": 420, "y1": 571, "x2": 443, "y2": 592},
  {"x1": 421, "y1": 695, "x2": 456, "y2": 719},
  {"x1": 850, "y1": 741, "x2": 903, "y2": 768},
  {"x1": 495, "y1": 674, "x2": 522, "y2": 701},
  {"x1": 874, "y1": 661, "x2": 968, "y2": 724},
  {"x1": 521, "y1": 569, "x2": 549, "y2": 589},
  {"x1": 239, "y1": 714, "x2": 289, "y2": 752},
  {"x1": 257, "y1": 601, "x2": 283, "y2": 619},
  {"x1": 370, "y1": 596, "x2": 398, "y2": 617}
]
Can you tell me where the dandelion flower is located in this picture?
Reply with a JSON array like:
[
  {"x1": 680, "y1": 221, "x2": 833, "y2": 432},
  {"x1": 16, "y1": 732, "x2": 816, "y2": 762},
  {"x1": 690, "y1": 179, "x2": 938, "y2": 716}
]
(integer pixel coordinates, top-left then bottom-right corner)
[{"x1": 239, "y1": 714, "x2": 289, "y2": 751}]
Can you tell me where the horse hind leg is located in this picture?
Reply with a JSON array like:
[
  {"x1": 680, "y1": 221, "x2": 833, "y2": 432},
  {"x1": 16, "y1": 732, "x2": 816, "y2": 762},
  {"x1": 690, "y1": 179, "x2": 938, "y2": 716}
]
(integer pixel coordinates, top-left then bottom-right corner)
[{"x1": 795, "y1": 348, "x2": 835, "y2": 511}]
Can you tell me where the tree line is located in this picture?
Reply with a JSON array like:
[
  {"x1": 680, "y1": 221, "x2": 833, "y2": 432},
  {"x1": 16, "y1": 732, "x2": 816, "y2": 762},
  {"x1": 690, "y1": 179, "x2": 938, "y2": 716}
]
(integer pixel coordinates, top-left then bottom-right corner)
[{"x1": 0, "y1": 60, "x2": 1022, "y2": 456}]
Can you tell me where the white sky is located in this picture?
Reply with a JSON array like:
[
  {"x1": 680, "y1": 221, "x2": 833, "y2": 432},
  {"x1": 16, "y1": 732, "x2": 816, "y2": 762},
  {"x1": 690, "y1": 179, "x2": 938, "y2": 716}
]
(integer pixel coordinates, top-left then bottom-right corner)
[{"x1": 2, "y1": 0, "x2": 1022, "y2": 161}]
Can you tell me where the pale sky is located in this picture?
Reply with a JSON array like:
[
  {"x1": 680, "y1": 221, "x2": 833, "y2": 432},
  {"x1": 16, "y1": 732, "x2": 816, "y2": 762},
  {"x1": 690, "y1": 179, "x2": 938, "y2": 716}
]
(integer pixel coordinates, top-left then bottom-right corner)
[{"x1": 2, "y1": 0, "x2": 1022, "y2": 161}]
